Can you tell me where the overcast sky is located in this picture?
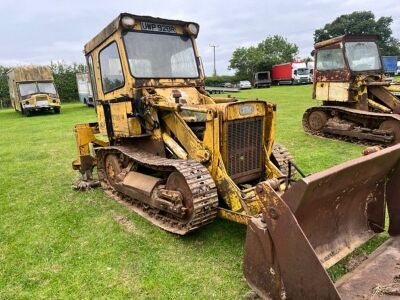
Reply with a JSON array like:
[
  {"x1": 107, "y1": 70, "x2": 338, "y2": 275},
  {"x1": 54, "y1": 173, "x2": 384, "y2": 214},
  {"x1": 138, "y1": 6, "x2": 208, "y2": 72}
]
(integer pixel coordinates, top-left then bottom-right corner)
[{"x1": 1, "y1": 0, "x2": 399, "y2": 75}]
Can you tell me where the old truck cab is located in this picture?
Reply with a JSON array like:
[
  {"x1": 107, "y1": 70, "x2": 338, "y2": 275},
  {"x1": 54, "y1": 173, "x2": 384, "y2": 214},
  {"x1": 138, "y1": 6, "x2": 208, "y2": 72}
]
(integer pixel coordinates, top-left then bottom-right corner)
[{"x1": 7, "y1": 66, "x2": 61, "y2": 116}]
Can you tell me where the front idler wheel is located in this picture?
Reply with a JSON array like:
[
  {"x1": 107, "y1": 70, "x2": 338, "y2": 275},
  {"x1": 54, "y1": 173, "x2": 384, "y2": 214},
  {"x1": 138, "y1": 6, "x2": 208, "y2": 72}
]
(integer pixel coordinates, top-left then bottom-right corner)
[
  {"x1": 379, "y1": 120, "x2": 400, "y2": 145},
  {"x1": 308, "y1": 111, "x2": 328, "y2": 132},
  {"x1": 104, "y1": 154, "x2": 123, "y2": 187},
  {"x1": 164, "y1": 171, "x2": 194, "y2": 222}
]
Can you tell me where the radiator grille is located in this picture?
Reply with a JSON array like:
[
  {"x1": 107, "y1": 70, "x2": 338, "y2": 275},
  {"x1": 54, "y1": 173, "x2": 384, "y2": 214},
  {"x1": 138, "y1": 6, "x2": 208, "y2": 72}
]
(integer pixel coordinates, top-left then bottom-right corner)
[
  {"x1": 36, "y1": 96, "x2": 48, "y2": 101},
  {"x1": 226, "y1": 117, "x2": 263, "y2": 182}
]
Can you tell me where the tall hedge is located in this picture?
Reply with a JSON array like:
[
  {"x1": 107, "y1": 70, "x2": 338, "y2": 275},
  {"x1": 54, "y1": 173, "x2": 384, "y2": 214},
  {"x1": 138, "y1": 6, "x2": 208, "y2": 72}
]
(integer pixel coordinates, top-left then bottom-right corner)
[
  {"x1": 51, "y1": 62, "x2": 86, "y2": 102},
  {"x1": 0, "y1": 66, "x2": 11, "y2": 107},
  {"x1": 204, "y1": 75, "x2": 239, "y2": 86}
]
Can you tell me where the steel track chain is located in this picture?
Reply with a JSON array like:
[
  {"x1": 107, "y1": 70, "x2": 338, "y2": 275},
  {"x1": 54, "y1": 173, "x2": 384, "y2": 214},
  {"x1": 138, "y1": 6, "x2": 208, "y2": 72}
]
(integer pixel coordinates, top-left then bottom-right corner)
[
  {"x1": 97, "y1": 146, "x2": 219, "y2": 235},
  {"x1": 302, "y1": 106, "x2": 399, "y2": 147}
]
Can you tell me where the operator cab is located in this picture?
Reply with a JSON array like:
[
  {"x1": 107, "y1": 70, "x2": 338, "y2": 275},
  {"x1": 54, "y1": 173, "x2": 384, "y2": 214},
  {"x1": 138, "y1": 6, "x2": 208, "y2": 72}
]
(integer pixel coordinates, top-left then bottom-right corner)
[
  {"x1": 314, "y1": 35, "x2": 382, "y2": 79},
  {"x1": 84, "y1": 13, "x2": 204, "y2": 104},
  {"x1": 313, "y1": 35, "x2": 383, "y2": 102}
]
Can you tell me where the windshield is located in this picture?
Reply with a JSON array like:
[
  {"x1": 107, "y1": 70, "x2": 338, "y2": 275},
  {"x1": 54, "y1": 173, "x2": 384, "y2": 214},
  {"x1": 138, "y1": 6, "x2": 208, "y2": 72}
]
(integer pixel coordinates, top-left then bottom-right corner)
[
  {"x1": 345, "y1": 42, "x2": 381, "y2": 71},
  {"x1": 297, "y1": 68, "x2": 309, "y2": 75},
  {"x1": 123, "y1": 31, "x2": 199, "y2": 78},
  {"x1": 257, "y1": 73, "x2": 270, "y2": 80},
  {"x1": 19, "y1": 83, "x2": 38, "y2": 96},
  {"x1": 317, "y1": 48, "x2": 345, "y2": 70},
  {"x1": 18, "y1": 82, "x2": 56, "y2": 97},
  {"x1": 18, "y1": 82, "x2": 57, "y2": 96},
  {"x1": 38, "y1": 82, "x2": 57, "y2": 95}
]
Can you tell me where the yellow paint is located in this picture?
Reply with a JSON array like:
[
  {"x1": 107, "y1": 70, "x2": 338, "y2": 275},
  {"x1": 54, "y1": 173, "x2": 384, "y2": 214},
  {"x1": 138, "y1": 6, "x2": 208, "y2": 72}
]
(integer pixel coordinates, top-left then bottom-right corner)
[
  {"x1": 73, "y1": 13, "x2": 289, "y2": 225},
  {"x1": 315, "y1": 82, "x2": 349, "y2": 102},
  {"x1": 7, "y1": 66, "x2": 61, "y2": 113}
]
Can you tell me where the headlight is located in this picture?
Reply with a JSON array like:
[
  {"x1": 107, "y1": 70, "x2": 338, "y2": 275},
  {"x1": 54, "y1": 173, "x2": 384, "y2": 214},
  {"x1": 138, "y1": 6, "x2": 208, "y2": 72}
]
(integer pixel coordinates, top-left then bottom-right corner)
[
  {"x1": 25, "y1": 100, "x2": 30, "y2": 105},
  {"x1": 185, "y1": 23, "x2": 198, "y2": 36},
  {"x1": 121, "y1": 16, "x2": 135, "y2": 28}
]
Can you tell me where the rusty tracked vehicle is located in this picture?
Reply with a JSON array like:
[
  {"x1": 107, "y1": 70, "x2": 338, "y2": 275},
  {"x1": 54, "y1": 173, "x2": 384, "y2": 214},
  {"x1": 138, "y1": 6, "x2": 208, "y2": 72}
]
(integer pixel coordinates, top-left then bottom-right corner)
[
  {"x1": 303, "y1": 35, "x2": 400, "y2": 145},
  {"x1": 72, "y1": 14, "x2": 400, "y2": 299}
]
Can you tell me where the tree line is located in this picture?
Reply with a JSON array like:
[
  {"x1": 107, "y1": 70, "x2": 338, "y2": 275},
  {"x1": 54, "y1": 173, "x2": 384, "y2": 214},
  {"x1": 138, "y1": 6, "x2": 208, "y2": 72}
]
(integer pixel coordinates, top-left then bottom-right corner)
[
  {"x1": 0, "y1": 11, "x2": 399, "y2": 106},
  {"x1": 229, "y1": 11, "x2": 400, "y2": 80},
  {"x1": 0, "y1": 62, "x2": 86, "y2": 107}
]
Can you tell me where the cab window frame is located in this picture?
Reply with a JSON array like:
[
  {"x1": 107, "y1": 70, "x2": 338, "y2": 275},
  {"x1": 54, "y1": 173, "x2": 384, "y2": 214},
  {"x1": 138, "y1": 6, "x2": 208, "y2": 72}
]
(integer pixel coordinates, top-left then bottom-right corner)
[
  {"x1": 316, "y1": 47, "x2": 346, "y2": 71},
  {"x1": 98, "y1": 41, "x2": 125, "y2": 94},
  {"x1": 121, "y1": 29, "x2": 200, "y2": 80},
  {"x1": 86, "y1": 54, "x2": 98, "y2": 100}
]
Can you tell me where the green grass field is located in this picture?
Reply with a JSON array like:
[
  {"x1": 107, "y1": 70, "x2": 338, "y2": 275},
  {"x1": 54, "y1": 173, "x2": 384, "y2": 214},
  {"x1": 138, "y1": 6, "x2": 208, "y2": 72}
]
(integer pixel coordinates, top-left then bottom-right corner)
[{"x1": 0, "y1": 85, "x2": 381, "y2": 299}]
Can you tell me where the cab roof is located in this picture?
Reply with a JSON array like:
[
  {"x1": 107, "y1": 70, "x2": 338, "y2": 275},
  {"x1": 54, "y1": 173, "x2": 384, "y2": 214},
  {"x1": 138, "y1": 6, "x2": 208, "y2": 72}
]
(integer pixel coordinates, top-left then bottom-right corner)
[
  {"x1": 314, "y1": 34, "x2": 379, "y2": 49},
  {"x1": 84, "y1": 13, "x2": 200, "y2": 55}
]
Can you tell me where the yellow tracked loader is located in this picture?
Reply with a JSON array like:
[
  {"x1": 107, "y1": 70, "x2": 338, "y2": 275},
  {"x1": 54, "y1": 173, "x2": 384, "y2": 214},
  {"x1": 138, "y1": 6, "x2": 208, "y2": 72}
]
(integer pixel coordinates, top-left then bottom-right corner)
[{"x1": 72, "y1": 13, "x2": 400, "y2": 299}]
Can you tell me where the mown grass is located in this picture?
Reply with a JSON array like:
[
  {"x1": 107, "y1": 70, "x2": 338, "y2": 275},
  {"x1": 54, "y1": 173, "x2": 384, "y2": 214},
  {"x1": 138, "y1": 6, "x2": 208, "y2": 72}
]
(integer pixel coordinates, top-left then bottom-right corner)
[{"x1": 0, "y1": 85, "x2": 385, "y2": 298}]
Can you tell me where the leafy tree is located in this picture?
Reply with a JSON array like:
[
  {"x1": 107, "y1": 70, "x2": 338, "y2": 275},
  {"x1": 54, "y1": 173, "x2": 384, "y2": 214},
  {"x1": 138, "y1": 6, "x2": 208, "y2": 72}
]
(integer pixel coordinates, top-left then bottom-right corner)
[
  {"x1": 0, "y1": 66, "x2": 11, "y2": 107},
  {"x1": 314, "y1": 11, "x2": 400, "y2": 56},
  {"x1": 51, "y1": 61, "x2": 87, "y2": 101},
  {"x1": 229, "y1": 35, "x2": 298, "y2": 80},
  {"x1": 204, "y1": 75, "x2": 238, "y2": 86}
]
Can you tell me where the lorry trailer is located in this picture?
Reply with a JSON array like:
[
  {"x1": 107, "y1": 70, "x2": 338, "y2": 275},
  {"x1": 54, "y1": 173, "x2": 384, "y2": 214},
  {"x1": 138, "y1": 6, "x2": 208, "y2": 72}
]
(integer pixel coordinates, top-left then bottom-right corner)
[
  {"x1": 271, "y1": 62, "x2": 310, "y2": 85},
  {"x1": 382, "y1": 56, "x2": 398, "y2": 76},
  {"x1": 253, "y1": 71, "x2": 271, "y2": 88},
  {"x1": 76, "y1": 73, "x2": 94, "y2": 106}
]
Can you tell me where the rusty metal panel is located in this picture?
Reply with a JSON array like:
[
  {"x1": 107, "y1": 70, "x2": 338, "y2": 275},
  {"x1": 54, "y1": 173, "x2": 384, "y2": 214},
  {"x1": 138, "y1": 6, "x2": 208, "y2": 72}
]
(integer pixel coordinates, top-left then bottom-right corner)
[
  {"x1": 122, "y1": 171, "x2": 161, "y2": 196},
  {"x1": 8, "y1": 66, "x2": 54, "y2": 82},
  {"x1": 244, "y1": 144, "x2": 400, "y2": 299},
  {"x1": 335, "y1": 237, "x2": 400, "y2": 299},
  {"x1": 282, "y1": 144, "x2": 400, "y2": 268},
  {"x1": 84, "y1": 13, "x2": 200, "y2": 55},
  {"x1": 315, "y1": 34, "x2": 379, "y2": 49},
  {"x1": 245, "y1": 184, "x2": 341, "y2": 299},
  {"x1": 244, "y1": 217, "x2": 284, "y2": 299},
  {"x1": 226, "y1": 117, "x2": 263, "y2": 183}
]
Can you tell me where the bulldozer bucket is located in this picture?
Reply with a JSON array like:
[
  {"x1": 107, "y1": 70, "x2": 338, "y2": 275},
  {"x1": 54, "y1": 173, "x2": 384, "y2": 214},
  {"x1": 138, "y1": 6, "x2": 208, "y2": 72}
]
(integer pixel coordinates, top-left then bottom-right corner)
[{"x1": 244, "y1": 144, "x2": 400, "y2": 299}]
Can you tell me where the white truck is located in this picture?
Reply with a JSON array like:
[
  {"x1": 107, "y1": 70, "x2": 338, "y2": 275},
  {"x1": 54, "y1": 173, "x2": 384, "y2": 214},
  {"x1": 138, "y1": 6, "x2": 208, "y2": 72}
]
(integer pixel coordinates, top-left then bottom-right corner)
[
  {"x1": 307, "y1": 61, "x2": 314, "y2": 83},
  {"x1": 271, "y1": 62, "x2": 310, "y2": 85},
  {"x1": 76, "y1": 73, "x2": 94, "y2": 106}
]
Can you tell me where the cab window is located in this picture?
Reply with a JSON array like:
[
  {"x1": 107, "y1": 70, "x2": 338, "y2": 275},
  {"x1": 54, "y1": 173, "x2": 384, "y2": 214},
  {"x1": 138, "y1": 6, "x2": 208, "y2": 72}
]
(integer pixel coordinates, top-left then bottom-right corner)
[
  {"x1": 99, "y1": 42, "x2": 124, "y2": 93},
  {"x1": 87, "y1": 55, "x2": 98, "y2": 99},
  {"x1": 316, "y1": 48, "x2": 345, "y2": 70}
]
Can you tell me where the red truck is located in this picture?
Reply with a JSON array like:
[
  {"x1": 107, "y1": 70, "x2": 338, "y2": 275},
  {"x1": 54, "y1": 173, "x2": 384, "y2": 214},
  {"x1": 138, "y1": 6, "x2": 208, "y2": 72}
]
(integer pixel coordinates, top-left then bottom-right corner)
[{"x1": 271, "y1": 62, "x2": 310, "y2": 85}]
